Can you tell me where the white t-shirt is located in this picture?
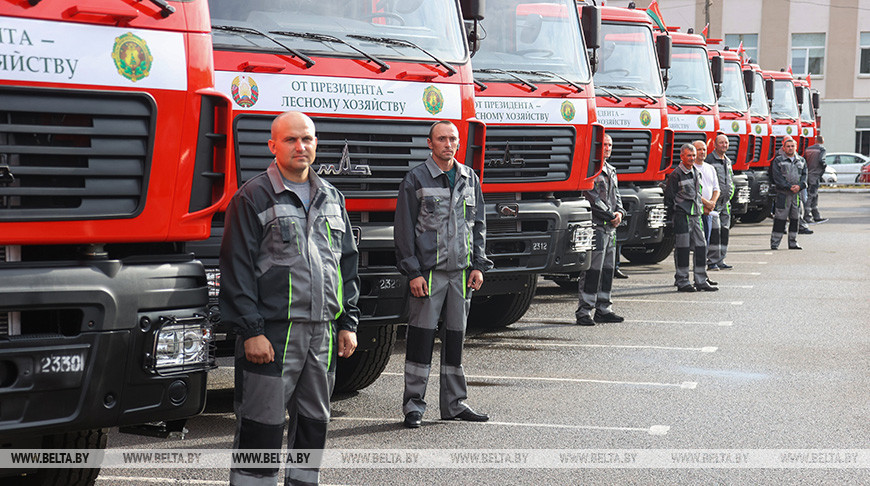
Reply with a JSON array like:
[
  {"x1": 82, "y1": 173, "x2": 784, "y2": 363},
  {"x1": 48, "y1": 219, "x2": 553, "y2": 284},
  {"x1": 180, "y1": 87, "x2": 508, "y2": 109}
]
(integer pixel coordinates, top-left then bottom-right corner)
[{"x1": 695, "y1": 162, "x2": 720, "y2": 202}]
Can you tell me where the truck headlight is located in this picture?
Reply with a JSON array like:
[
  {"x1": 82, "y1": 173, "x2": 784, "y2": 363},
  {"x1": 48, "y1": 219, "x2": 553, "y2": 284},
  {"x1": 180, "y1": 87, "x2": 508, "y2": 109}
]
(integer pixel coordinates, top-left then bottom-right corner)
[
  {"x1": 151, "y1": 315, "x2": 214, "y2": 374},
  {"x1": 646, "y1": 204, "x2": 667, "y2": 229},
  {"x1": 569, "y1": 222, "x2": 594, "y2": 253},
  {"x1": 758, "y1": 183, "x2": 770, "y2": 196}
]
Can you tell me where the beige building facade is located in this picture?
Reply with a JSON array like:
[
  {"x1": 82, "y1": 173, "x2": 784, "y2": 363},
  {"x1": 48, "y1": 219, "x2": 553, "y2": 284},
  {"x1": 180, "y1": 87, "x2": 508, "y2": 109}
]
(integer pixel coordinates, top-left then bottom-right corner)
[{"x1": 623, "y1": 0, "x2": 870, "y2": 155}]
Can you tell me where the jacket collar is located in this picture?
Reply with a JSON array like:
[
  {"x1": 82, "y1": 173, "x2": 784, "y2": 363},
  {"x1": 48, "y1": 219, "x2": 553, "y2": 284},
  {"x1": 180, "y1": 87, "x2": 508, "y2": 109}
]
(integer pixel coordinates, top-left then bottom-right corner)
[
  {"x1": 266, "y1": 159, "x2": 326, "y2": 195},
  {"x1": 424, "y1": 156, "x2": 471, "y2": 181}
]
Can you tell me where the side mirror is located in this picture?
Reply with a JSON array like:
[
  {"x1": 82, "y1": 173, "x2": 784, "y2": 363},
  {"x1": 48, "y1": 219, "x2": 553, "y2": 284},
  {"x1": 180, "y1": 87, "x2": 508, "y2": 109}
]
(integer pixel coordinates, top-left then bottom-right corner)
[
  {"x1": 743, "y1": 68, "x2": 755, "y2": 94},
  {"x1": 460, "y1": 0, "x2": 484, "y2": 21},
  {"x1": 812, "y1": 90, "x2": 820, "y2": 110},
  {"x1": 656, "y1": 34, "x2": 672, "y2": 69},
  {"x1": 765, "y1": 79, "x2": 774, "y2": 102},
  {"x1": 710, "y1": 55, "x2": 724, "y2": 84},
  {"x1": 795, "y1": 85, "x2": 804, "y2": 106},
  {"x1": 581, "y1": 5, "x2": 601, "y2": 49}
]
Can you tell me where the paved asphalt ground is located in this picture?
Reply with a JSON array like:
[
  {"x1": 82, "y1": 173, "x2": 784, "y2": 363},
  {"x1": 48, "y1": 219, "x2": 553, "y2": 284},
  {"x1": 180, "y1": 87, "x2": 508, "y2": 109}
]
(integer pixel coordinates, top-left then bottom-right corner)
[{"x1": 97, "y1": 191, "x2": 869, "y2": 485}]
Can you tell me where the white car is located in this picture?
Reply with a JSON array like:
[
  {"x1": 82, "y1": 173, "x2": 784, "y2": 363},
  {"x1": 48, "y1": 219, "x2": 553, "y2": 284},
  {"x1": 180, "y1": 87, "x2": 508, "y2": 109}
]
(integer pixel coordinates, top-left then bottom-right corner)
[
  {"x1": 821, "y1": 165, "x2": 837, "y2": 184},
  {"x1": 824, "y1": 152, "x2": 870, "y2": 183}
]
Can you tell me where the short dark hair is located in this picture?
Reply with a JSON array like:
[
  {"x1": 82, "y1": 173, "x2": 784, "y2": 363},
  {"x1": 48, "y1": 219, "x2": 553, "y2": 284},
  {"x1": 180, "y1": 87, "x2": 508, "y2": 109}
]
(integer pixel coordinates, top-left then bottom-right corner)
[
  {"x1": 428, "y1": 120, "x2": 456, "y2": 139},
  {"x1": 817, "y1": 134, "x2": 824, "y2": 144}
]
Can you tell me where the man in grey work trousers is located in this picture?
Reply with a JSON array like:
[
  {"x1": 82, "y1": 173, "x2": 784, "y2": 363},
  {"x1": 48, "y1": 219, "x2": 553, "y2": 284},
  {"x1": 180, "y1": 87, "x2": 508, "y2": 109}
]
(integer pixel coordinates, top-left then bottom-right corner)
[
  {"x1": 770, "y1": 136, "x2": 808, "y2": 250},
  {"x1": 220, "y1": 111, "x2": 360, "y2": 486},
  {"x1": 576, "y1": 134, "x2": 626, "y2": 326},
  {"x1": 395, "y1": 120, "x2": 493, "y2": 428}
]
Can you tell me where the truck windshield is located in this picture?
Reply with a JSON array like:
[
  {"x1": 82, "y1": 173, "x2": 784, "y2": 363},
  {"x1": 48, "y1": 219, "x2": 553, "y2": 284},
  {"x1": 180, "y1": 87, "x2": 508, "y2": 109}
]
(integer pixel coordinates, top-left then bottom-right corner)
[
  {"x1": 594, "y1": 22, "x2": 663, "y2": 96},
  {"x1": 472, "y1": 0, "x2": 591, "y2": 84},
  {"x1": 771, "y1": 79, "x2": 799, "y2": 119},
  {"x1": 717, "y1": 61, "x2": 749, "y2": 112},
  {"x1": 207, "y1": 0, "x2": 466, "y2": 63},
  {"x1": 750, "y1": 72, "x2": 769, "y2": 117},
  {"x1": 799, "y1": 87, "x2": 814, "y2": 122},
  {"x1": 665, "y1": 45, "x2": 716, "y2": 105}
]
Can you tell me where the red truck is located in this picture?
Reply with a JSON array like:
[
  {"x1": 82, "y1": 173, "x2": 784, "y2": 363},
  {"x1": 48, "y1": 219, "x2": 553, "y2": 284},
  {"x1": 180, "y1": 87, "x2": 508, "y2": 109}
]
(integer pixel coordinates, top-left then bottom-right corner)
[
  {"x1": 1, "y1": 0, "x2": 230, "y2": 482},
  {"x1": 198, "y1": 0, "x2": 486, "y2": 392},
  {"x1": 471, "y1": 1, "x2": 601, "y2": 299},
  {"x1": 582, "y1": 4, "x2": 672, "y2": 264},
  {"x1": 740, "y1": 63, "x2": 776, "y2": 223},
  {"x1": 764, "y1": 69, "x2": 802, "y2": 155},
  {"x1": 793, "y1": 78, "x2": 820, "y2": 155}
]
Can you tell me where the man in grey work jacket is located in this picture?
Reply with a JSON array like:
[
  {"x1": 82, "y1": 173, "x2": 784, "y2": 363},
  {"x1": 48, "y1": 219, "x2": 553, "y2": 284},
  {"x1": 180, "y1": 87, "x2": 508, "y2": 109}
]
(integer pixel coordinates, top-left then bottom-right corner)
[
  {"x1": 220, "y1": 111, "x2": 360, "y2": 486},
  {"x1": 770, "y1": 136, "x2": 808, "y2": 250},
  {"x1": 576, "y1": 134, "x2": 626, "y2": 326},
  {"x1": 664, "y1": 144, "x2": 718, "y2": 293},
  {"x1": 395, "y1": 120, "x2": 493, "y2": 429},
  {"x1": 802, "y1": 135, "x2": 827, "y2": 224},
  {"x1": 706, "y1": 133, "x2": 734, "y2": 270}
]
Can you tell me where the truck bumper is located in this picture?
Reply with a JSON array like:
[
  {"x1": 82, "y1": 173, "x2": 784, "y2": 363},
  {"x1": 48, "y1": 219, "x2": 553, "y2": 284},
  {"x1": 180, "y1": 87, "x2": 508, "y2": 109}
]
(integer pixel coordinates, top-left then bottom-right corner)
[
  {"x1": 616, "y1": 184, "x2": 666, "y2": 247},
  {"x1": 483, "y1": 196, "x2": 593, "y2": 295},
  {"x1": 0, "y1": 259, "x2": 210, "y2": 438},
  {"x1": 731, "y1": 174, "x2": 750, "y2": 215},
  {"x1": 744, "y1": 170, "x2": 772, "y2": 211}
]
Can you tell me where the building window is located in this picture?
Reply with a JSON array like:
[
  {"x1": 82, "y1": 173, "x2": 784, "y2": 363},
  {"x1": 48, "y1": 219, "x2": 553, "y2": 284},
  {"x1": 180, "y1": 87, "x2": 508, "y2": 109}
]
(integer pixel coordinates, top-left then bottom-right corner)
[
  {"x1": 857, "y1": 116, "x2": 870, "y2": 156},
  {"x1": 724, "y1": 34, "x2": 758, "y2": 64},
  {"x1": 791, "y1": 33, "x2": 825, "y2": 76},
  {"x1": 860, "y1": 32, "x2": 870, "y2": 75}
]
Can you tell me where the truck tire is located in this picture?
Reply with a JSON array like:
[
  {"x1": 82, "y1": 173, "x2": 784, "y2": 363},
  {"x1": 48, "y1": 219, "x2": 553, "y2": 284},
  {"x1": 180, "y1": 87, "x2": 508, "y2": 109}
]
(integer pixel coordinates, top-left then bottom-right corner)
[
  {"x1": 334, "y1": 324, "x2": 397, "y2": 393},
  {"x1": 621, "y1": 231, "x2": 675, "y2": 264},
  {"x1": 25, "y1": 429, "x2": 108, "y2": 486},
  {"x1": 467, "y1": 276, "x2": 537, "y2": 329},
  {"x1": 739, "y1": 208, "x2": 769, "y2": 223}
]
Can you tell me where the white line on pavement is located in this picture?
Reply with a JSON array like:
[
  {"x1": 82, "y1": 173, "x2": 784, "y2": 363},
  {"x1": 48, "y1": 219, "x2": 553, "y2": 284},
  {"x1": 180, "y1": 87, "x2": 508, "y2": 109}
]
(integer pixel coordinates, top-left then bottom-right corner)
[
  {"x1": 518, "y1": 318, "x2": 733, "y2": 326},
  {"x1": 380, "y1": 372, "x2": 697, "y2": 390},
  {"x1": 474, "y1": 340, "x2": 718, "y2": 353},
  {"x1": 618, "y1": 299, "x2": 744, "y2": 305},
  {"x1": 331, "y1": 416, "x2": 670, "y2": 435},
  {"x1": 98, "y1": 477, "x2": 225, "y2": 485}
]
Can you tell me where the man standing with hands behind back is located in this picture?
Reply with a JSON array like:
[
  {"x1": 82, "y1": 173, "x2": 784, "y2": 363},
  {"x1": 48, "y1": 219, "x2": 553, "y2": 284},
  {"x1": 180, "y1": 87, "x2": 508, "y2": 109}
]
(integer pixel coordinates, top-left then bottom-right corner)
[
  {"x1": 220, "y1": 111, "x2": 360, "y2": 486},
  {"x1": 395, "y1": 120, "x2": 493, "y2": 429}
]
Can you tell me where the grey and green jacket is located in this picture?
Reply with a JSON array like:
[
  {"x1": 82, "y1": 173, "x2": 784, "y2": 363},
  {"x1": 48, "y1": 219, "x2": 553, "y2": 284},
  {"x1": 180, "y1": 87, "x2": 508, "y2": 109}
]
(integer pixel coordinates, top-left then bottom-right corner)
[
  {"x1": 219, "y1": 161, "x2": 360, "y2": 340},
  {"x1": 664, "y1": 164, "x2": 703, "y2": 216},
  {"x1": 770, "y1": 152, "x2": 808, "y2": 192},
  {"x1": 395, "y1": 156, "x2": 493, "y2": 281},
  {"x1": 705, "y1": 152, "x2": 734, "y2": 212},
  {"x1": 584, "y1": 161, "x2": 625, "y2": 228}
]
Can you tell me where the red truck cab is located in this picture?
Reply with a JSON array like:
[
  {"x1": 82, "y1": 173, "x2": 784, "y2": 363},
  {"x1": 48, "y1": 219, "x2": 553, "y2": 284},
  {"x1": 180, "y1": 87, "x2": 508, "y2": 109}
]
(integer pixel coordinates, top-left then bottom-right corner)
[
  {"x1": 471, "y1": 0, "x2": 601, "y2": 312},
  {"x1": 584, "y1": 4, "x2": 672, "y2": 264},
  {"x1": 793, "y1": 78, "x2": 818, "y2": 155},
  {"x1": 764, "y1": 69, "x2": 802, "y2": 154}
]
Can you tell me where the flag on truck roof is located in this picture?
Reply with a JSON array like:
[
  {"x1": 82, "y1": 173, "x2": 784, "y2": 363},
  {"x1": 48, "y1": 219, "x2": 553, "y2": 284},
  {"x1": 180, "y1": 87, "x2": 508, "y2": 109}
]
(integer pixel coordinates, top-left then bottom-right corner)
[
  {"x1": 807, "y1": 74, "x2": 812, "y2": 88},
  {"x1": 737, "y1": 41, "x2": 746, "y2": 64},
  {"x1": 701, "y1": 23, "x2": 709, "y2": 40},
  {"x1": 646, "y1": 1, "x2": 668, "y2": 32}
]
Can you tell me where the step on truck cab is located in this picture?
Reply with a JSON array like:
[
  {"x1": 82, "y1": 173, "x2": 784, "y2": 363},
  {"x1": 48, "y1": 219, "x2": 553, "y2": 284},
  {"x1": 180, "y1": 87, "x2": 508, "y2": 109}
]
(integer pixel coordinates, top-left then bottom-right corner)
[
  {"x1": 197, "y1": 0, "x2": 485, "y2": 392},
  {"x1": 706, "y1": 46, "x2": 757, "y2": 219},
  {"x1": 1, "y1": 0, "x2": 231, "y2": 482},
  {"x1": 582, "y1": 4, "x2": 671, "y2": 265},
  {"x1": 741, "y1": 63, "x2": 776, "y2": 223},
  {"x1": 471, "y1": 0, "x2": 601, "y2": 317}
]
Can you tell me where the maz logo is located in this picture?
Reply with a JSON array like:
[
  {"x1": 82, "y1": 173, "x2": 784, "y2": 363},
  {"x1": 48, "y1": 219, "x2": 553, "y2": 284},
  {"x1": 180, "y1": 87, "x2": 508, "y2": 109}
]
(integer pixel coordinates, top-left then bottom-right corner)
[
  {"x1": 485, "y1": 142, "x2": 525, "y2": 169},
  {"x1": 316, "y1": 142, "x2": 372, "y2": 176}
]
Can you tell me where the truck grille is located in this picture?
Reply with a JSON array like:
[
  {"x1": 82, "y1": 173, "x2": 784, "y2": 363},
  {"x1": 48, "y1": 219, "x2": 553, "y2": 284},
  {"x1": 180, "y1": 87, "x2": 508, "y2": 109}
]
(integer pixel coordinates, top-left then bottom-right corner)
[
  {"x1": 607, "y1": 130, "x2": 651, "y2": 174},
  {"x1": 482, "y1": 126, "x2": 574, "y2": 183},
  {"x1": 234, "y1": 115, "x2": 432, "y2": 197},
  {"x1": 672, "y1": 132, "x2": 706, "y2": 166},
  {"x1": 0, "y1": 86, "x2": 152, "y2": 221},
  {"x1": 752, "y1": 135, "x2": 762, "y2": 162},
  {"x1": 725, "y1": 134, "x2": 740, "y2": 162}
]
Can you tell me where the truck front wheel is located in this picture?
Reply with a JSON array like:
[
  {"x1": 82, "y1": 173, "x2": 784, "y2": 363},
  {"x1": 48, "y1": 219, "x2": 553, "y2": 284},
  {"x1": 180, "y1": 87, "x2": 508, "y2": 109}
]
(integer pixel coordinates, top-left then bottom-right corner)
[
  {"x1": 467, "y1": 275, "x2": 538, "y2": 329},
  {"x1": 621, "y1": 231, "x2": 675, "y2": 264},
  {"x1": 334, "y1": 324, "x2": 397, "y2": 393},
  {"x1": 739, "y1": 208, "x2": 769, "y2": 223},
  {"x1": 24, "y1": 429, "x2": 108, "y2": 486}
]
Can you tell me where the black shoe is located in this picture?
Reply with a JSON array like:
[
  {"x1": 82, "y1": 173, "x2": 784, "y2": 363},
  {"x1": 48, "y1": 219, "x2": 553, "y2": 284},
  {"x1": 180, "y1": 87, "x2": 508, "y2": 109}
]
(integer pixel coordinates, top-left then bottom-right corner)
[
  {"x1": 613, "y1": 268, "x2": 629, "y2": 279},
  {"x1": 404, "y1": 411, "x2": 422, "y2": 428},
  {"x1": 444, "y1": 407, "x2": 489, "y2": 422},
  {"x1": 576, "y1": 315, "x2": 595, "y2": 326},
  {"x1": 707, "y1": 264, "x2": 718, "y2": 271},
  {"x1": 813, "y1": 217, "x2": 828, "y2": 223},
  {"x1": 706, "y1": 278, "x2": 718, "y2": 286},
  {"x1": 695, "y1": 282, "x2": 719, "y2": 292},
  {"x1": 789, "y1": 243, "x2": 803, "y2": 250},
  {"x1": 717, "y1": 263, "x2": 733, "y2": 270},
  {"x1": 677, "y1": 284, "x2": 696, "y2": 292},
  {"x1": 594, "y1": 312, "x2": 625, "y2": 323},
  {"x1": 770, "y1": 245, "x2": 778, "y2": 250},
  {"x1": 798, "y1": 227, "x2": 814, "y2": 235}
]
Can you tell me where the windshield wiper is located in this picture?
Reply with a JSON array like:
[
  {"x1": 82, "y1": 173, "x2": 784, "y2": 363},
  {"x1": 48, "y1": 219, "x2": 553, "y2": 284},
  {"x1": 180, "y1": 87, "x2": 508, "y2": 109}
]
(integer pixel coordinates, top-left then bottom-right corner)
[
  {"x1": 601, "y1": 85, "x2": 657, "y2": 104},
  {"x1": 667, "y1": 99, "x2": 683, "y2": 111},
  {"x1": 594, "y1": 85, "x2": 622, "y2": 103},
  {"x1": 474, "y1": 68, "x2": 537, "y2": 92},
  {"x1": 666, "y1": 94, "x2": 711, "y2": 111},
  {"x1": 211, "y1": 25, "x2": 315, "y2": 68},
  {"x1": 148, "y1": 0, "x2": 175, "y2": 17},
  {"x1": 348, "y1": 35, "x2": 456, "y2": 76},
  {"x1": 270, "y1": 31, "x2": 389, "y2": 73},
  {"x1": 771, "y1": 111, "x2": 797, "y2": 121},
  {"x1": 510, "y1": 70, "x2": 583, "y2": 93},
  {"x1": 717, "y1": 102, "x2": 745, "y2": 112}
]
